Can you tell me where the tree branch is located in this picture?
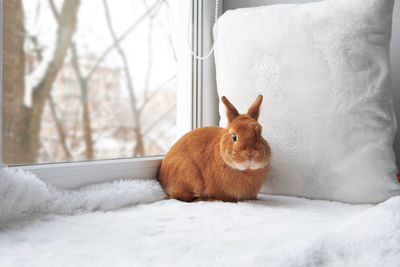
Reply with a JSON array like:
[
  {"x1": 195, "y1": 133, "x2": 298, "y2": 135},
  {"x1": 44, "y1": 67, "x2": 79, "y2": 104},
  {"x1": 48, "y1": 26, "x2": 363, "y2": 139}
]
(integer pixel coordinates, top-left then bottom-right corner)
[
  {"x1": 48, "y1": 0, "x2": 60, "y2": 23},
  {"x1": 86, "y1": 0, "x2": 163, "y2": 80},
  {"x1": 140, "y1": 74, "x2": 177, "y2": 110},
  {"x1": 28, "y1": 0, "x2": 80, "y2": 162},
  {"x1": 142, "y1": 103, "x2": 176, "y2": 136},
  {"x1": 25, "y1": 32, "x2": 43, "y2": 62},
  {"x1": 48, "y1": 94, "x2": 72, "y2": 160},
  {"x1": 146, "y1": 0, "x2": 178, "y2": 62},
  {"x1": 142, "y1": 0, "x2": 156, "y2": 101},
  {"x1": 49, "y1": 0, "x2": 94, "y2": 159},
  {"x1": 103, "y1": 0, "x2": 148, "y2": 156},
  {"x1": 70, "y1": 43, "x2": 94, "y2": 159}
]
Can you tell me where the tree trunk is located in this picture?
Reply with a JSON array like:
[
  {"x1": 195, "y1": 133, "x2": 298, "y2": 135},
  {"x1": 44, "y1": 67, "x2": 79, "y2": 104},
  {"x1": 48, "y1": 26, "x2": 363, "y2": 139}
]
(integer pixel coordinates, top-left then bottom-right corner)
[
  {"x1": 70, "y1": 44, "x2": 94, "y2": 160},
  {"x1": 27, "y1": 0, "x2": 80, "y2": 163},
  {"x1": 2, "y1": 0, "x2": 80, "y2": 164},
  {"x1": 2, "y1": 0, "x2": 26, "y2": 164}
]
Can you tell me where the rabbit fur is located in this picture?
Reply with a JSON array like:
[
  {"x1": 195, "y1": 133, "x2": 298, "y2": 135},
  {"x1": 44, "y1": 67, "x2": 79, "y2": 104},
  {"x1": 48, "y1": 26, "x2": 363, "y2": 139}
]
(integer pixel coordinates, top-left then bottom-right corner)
[{"x1": 158, "y1": 95, "x2": 271, "y2": 202}]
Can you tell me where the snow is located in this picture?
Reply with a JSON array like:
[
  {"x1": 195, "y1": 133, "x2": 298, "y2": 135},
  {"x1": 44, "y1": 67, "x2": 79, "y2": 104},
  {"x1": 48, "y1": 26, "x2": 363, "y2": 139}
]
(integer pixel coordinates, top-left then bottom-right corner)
[{"x1": 1, "y1": 168, "x2": 400, "y2": 266}]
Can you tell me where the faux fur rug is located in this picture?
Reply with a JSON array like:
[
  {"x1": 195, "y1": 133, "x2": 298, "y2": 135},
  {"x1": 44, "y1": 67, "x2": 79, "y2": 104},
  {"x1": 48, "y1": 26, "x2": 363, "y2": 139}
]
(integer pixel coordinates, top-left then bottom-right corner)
[
  {"x1": 0, "y1": 168, "x2": 165, "y2": 226},
  {"x1": 1, "y1": 168, "x2": 400, "y2": 267}
]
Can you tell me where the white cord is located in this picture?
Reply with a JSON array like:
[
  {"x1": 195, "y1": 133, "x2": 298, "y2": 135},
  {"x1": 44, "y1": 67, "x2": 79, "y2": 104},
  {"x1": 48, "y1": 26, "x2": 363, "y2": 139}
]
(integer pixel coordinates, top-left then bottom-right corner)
[{"x1": 188, "y1": 0, "x2": 219, "y2": 60}]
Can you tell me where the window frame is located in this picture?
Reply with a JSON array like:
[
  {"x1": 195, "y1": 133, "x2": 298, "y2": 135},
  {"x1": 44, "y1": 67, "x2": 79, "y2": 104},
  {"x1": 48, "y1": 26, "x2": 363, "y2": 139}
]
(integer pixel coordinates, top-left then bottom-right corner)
[
  {"x1": 0, "y1": 0, "x2": 2, "y2": 169},
  {"x1": 192, "y1": 0, "x2": 221, "y2": 129},
  {"x1": 18, "y1": 156, "x2": 163, "y2": 189},
  {"x1": 0, "y1": 0, "x2": 220, "y2": 188}
]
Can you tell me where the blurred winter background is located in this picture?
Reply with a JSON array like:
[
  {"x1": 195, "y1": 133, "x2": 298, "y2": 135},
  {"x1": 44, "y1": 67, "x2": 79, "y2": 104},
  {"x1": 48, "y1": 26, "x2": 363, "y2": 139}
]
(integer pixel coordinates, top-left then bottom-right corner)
[{"x1": 2, "y1": 0, "x2": 181, "y2": 164}]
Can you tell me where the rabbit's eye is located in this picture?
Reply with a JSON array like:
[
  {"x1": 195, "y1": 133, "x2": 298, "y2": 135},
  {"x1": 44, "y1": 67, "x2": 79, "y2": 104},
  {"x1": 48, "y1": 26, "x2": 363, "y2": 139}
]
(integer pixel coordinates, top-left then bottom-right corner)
[{"x1": 232, "y1": 133, "x2": 237, "y2": 142}]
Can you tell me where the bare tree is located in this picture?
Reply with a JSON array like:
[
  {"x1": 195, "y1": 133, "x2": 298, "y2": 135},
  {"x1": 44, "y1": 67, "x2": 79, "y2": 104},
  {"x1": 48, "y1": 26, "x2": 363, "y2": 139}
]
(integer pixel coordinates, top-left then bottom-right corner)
[
  {"x1": 103, "y1": 0, "x2": 147, "y2": 156},
  {"x1": 48, "y1": 0, "x2": 95, "y2": 160},
  {"x1": 28, "y1": 0, "x2": 80, "y2": 162},
  {"x1": 103, "y1": 0, "x2": 178, "y2": 157},
  {"x1": 87, "y1": 0, "x2": 163, "y2": 81},
  {"x1": 142, "y1": 0, "x2": 155, "y2": 102},
  {"x1": 2, "y1": 0, "x2": 25, "y2": 164},
  {"x1": 49, "y1": 0, "x2": 164, "y2": 159},
  {"x1": 25, "y1": 13, "x2": 72, "y2": 161},
  {"x1": 50, "y1": 0, "x2": 164, "y2": 160},
  {"x1": 3, "y1": 0, "x2": 176, "y2": 163},
  {"x1": 2, "y1": 0, "x2": 80, "y2": 164},
  {"x1": 70, "y1": 44, "x2": 94, "y2": 159},
  {"x1": 48, "y1": 94, "x2": 72, "y2": 160}
]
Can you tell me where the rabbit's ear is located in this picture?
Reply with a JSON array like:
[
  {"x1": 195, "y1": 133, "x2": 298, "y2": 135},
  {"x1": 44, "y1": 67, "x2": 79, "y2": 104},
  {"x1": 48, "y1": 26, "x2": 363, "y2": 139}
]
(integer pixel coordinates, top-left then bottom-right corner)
[
  {"x1": 221, "y1": 96, "x2": 239, "y2": 123},
  {"x1": 247, "y1": 95, "x2": 263, "y2": 120}
]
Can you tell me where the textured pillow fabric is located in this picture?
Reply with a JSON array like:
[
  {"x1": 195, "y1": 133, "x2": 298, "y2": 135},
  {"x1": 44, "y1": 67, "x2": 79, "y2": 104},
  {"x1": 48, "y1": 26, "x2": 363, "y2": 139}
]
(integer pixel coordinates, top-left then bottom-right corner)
[{"x1": 214, "y1": 0, "x2": 400, "y2": 203}]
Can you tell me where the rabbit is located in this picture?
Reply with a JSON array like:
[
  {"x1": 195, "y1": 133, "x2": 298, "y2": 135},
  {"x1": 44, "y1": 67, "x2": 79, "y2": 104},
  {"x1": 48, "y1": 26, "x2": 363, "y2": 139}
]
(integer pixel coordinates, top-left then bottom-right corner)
[{"x1": 158, "y1": 95, "x2": 271, "y2": 202}]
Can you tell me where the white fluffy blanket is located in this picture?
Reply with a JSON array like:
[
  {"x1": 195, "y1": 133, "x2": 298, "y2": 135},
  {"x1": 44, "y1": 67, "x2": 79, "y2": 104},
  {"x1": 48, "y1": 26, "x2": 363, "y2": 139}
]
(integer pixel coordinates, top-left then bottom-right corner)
[{"x1": 1, "y1": 168, "x2": 399, "y2": 267}]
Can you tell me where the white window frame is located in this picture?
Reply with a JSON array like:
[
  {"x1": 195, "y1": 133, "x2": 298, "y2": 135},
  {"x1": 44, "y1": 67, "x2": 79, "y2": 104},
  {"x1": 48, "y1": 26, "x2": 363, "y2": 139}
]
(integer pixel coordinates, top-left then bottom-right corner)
[{"x1": 0, "y1": 0, "x2": 221, "y2": 189}]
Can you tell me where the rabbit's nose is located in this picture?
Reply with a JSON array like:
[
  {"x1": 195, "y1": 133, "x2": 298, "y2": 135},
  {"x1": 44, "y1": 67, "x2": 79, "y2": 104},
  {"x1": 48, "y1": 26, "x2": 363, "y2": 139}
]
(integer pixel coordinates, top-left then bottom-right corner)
[{"x1": 246, "y1": 152, "x2": 256, "y2": 158}]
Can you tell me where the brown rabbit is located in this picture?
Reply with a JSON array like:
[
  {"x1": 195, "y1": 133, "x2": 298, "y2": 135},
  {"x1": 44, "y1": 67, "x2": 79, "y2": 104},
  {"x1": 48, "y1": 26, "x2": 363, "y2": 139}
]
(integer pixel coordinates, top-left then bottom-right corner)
[{"x1": 158, "y1": 95, "x2": 271, "y2": 202}]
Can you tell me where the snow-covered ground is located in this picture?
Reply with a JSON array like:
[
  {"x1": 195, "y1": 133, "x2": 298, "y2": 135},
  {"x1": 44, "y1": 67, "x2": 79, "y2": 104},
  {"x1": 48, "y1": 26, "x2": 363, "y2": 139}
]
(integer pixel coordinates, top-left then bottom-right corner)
[{"x1": 1, "y1": 168, "x2": 399, "y2": 267}]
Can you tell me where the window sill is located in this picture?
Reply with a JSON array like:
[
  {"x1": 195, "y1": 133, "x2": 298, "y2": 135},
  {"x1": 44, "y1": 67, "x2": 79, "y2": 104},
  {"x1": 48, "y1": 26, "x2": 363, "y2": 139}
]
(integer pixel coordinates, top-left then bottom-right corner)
[{"x1": 10, "y1": 156, "x2": 163, "y2": 189}]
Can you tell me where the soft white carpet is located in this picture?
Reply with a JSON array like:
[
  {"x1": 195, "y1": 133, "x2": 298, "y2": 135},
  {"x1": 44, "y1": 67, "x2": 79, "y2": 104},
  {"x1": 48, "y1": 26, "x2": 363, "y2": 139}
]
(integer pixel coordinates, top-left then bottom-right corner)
[
  {"x1": 0, "y1": 168, "x2": 165, "y2": 226},
  {"x1": 1, "y1": 168, "x2": 400, "y2": 267}
]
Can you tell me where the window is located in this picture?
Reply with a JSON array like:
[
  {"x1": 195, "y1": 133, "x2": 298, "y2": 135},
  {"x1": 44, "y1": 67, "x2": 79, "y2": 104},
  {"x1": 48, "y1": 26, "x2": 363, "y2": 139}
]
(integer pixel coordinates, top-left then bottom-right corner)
[
  {"x1": 2, "y1": 0, "x2": 185, "y2": 165},
  {"x1": 1, "y1": 0, "x2": 217, "y2": 187}
]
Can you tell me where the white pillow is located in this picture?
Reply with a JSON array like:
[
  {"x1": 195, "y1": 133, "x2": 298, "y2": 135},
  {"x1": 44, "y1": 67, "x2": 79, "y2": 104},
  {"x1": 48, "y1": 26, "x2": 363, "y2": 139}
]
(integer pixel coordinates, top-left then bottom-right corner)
[{"x1": 214, "y1": 0, "x2": 400, "y2": 203}]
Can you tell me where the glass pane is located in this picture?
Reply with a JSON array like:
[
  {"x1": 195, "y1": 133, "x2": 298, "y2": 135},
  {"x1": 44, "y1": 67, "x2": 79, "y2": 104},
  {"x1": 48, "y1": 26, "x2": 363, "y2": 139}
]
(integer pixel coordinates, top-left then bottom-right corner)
[{"x1": 2, "y1": 0, "x2": 182, "y2": 164}]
